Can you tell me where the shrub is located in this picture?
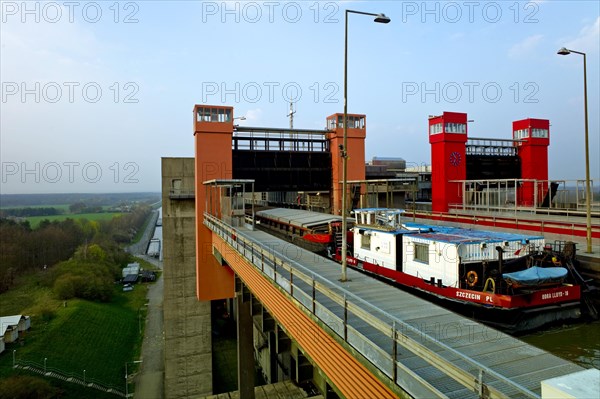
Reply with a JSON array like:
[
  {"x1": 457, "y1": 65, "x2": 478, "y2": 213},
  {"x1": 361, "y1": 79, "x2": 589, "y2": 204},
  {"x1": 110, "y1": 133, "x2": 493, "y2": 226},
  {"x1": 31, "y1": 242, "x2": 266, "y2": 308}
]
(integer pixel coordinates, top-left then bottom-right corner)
[
  {"x1": 0, "y1": 375, "x2": 62, "y2": 399},
  {"x1": 53, "y1": 273, "x2": 80, "y2": 300},
  {"x1": 39, "y1": 306, "x2": 56, "y2": 322}
]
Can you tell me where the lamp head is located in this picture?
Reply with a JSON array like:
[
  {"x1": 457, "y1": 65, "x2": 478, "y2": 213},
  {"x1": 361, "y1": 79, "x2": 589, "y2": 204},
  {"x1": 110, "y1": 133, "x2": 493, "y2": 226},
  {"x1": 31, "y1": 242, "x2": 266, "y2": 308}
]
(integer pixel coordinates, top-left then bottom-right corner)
[
  {"x1": 557, "y1": 47, "x2": 571, "y2": 56},
  {"x1": 374, "y1": 13, "x2": 391, "y2": 23}
]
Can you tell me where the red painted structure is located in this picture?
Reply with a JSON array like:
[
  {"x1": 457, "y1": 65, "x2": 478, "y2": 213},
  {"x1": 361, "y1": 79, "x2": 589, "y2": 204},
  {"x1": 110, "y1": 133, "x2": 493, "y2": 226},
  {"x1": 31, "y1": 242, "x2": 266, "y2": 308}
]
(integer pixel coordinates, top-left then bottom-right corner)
[
  {"x1": 326, "y1": 113, "x2": 367, "y2": 215},
  {"x1": 430, "y1": 112, "x2": 551, "y2": 213},
  {"x1": 429, "y1": 112, "x2": 468, "y2": 213},
  {"x1": 513, "y1": 118, "x2": 550, "y2": 207}
]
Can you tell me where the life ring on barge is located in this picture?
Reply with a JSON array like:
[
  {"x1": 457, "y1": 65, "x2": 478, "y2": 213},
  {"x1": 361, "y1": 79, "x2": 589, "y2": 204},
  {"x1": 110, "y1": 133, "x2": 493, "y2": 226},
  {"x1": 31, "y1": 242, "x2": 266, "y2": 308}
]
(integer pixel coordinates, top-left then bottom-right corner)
[{"x1": 466, "y1": 271, "x2": 478, "y2": 287}]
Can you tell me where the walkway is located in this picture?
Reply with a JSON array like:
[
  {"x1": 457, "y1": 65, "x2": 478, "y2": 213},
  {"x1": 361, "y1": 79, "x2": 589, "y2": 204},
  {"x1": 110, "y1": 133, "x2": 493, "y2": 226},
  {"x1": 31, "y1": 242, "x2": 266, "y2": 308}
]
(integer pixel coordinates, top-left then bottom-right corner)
[{"x1": 206, "y1": 214, "x2": 587, "y2": 399}]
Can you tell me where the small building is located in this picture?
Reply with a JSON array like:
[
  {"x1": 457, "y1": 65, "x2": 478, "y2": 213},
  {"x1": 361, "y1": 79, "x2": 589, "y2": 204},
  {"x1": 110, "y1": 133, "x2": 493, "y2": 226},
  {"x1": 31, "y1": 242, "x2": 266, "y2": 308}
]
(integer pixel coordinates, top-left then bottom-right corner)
[
  {"x1": 0, "y1": 336, "x2": 5, "y2": 354},
  {"x1": 0, "y1": 314, "x2": 29, "y2": 344},
  {"x1": 123, "y1": 274, "x2": 139, "y2": 284},
  {"x1": 122, "y1": 262, "x2": 141, "y2": 278}
]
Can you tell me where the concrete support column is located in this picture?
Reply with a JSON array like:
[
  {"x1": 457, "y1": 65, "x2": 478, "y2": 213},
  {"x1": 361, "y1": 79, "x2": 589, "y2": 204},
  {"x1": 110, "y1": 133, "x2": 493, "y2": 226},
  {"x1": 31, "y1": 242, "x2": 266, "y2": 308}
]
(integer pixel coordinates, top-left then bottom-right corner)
[
  {"x1": 236, "y1": 292, "x2": 255, "y2": 399},
  {"x1": 275, "y1": 325, "x2": 291, "y2": 382},
  {"x1": 268, "y1": 332, "x2": 278, "y2": 383}
]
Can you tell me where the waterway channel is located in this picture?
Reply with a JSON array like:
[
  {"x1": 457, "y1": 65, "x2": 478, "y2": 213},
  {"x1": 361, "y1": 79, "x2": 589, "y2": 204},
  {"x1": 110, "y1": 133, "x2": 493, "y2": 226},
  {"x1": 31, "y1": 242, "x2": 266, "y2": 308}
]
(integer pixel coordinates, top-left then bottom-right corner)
[{"x1": 521, "y1": 320, "x2": 600, "y2": 369}]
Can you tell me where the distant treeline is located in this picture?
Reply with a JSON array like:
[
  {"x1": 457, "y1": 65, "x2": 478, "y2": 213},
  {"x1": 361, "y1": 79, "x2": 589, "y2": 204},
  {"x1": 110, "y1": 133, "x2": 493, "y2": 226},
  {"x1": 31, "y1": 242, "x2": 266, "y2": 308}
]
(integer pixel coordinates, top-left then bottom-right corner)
[
  {"x1": 0, "y1": 204, "x2": 151, "y2": 294},
  {"x1": 0, "y1": 192, "x2": 160, "y2": 207},
  {"x1": 0, "y1": 207, "x2": 64, "y2": 217}
]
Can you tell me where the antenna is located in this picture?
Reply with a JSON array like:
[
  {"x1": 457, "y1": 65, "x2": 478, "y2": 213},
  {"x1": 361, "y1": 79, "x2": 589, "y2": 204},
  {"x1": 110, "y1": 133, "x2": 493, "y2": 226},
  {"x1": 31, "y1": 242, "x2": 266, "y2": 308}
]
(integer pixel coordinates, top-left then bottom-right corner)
[
  {"x1": 287, "y1": 102, "x2": 296, "y2": 150},
  {"x1": 287, "y1": 101, "x2": 296, "y2": 129}
]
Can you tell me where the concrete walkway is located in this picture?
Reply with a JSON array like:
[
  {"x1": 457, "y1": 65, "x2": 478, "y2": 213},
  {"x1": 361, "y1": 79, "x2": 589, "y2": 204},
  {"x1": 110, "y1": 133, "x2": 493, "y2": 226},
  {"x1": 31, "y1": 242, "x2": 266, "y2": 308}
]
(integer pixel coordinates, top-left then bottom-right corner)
[{"x1": 127, "y1": 209, "x2": 160, "y2": 256}]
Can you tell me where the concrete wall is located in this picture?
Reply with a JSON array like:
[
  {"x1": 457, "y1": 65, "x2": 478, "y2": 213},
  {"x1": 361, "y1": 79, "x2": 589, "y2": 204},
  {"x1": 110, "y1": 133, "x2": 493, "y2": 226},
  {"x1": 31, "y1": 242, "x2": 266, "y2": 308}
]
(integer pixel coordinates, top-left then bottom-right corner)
[{"x1": 162, "y1": 157, "x2": 213, "y2": 398}]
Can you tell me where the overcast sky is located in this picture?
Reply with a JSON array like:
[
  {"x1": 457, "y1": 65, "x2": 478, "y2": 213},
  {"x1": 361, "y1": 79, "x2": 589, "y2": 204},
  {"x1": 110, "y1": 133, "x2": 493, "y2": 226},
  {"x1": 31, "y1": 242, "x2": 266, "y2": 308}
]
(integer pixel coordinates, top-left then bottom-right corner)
[{"x1": 1, "y1": 0, "x2": 599, "y2": 194}]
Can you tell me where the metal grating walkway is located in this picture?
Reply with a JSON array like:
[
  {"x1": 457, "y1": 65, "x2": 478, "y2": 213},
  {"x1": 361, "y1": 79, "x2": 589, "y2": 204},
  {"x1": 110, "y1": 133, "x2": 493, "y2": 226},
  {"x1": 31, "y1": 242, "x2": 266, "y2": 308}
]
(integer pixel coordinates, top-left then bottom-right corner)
[{"x1": 205, "y1": 214, "x2": 587, "y2": 398}]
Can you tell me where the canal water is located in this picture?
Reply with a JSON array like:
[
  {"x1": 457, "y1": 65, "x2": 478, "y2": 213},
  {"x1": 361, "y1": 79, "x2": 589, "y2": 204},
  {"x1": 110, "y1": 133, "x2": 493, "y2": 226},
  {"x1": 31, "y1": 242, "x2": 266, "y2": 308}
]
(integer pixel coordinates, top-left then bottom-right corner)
[
  {"x1": 521, "y1": 321, "x2": 600, "y2": 369},
  {"x1": 146, "y1": 207, "x2": 163, "y2": 261}
]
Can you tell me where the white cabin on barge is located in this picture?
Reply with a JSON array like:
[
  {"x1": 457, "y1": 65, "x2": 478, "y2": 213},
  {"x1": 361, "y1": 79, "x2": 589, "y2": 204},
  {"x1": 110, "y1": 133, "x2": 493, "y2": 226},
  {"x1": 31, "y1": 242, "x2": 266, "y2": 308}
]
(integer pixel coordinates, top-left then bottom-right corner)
[{"x1": 351, "y1": 209, "x2": 545, "y2": 289}]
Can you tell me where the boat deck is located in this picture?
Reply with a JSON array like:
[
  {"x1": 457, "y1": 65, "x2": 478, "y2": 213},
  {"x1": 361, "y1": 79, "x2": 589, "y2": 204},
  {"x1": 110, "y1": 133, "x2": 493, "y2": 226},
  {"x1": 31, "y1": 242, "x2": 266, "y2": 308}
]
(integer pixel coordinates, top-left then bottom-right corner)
[{"x1": 256, "y1": 208, "x2": 342, "y2": 230}]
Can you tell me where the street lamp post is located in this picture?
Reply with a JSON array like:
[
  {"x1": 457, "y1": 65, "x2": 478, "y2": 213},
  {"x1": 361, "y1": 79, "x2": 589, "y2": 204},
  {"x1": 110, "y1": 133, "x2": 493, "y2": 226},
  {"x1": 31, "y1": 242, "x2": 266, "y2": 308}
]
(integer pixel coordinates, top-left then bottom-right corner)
[
  {"x1": 44, "y1": 357, "x2": 47, "y2": 374},
  {"x1": 558, "y1": 47, "x2": 593, "y2": 253},
  {"x1": 341, "y1": 9, "x2": 391, "y2": 281},
  {"x1": 84, "y1": 369, "x2": 86, "y2": 385}
]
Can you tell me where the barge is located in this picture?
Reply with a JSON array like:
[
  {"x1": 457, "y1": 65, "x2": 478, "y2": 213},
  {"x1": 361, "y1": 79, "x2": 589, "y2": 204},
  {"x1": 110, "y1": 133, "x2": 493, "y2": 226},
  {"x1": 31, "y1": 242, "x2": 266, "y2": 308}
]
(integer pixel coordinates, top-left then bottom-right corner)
[{"x1": 255, "y1": 207, "x2": 597, "y2": 332}]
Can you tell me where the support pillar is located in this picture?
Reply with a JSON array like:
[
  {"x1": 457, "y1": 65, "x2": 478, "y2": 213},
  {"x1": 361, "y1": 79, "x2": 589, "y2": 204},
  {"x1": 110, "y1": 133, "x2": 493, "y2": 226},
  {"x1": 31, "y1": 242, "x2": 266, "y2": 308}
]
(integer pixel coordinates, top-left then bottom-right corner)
[{"x1": 236, "y1": 291, "x2": 255, "y2": 399}]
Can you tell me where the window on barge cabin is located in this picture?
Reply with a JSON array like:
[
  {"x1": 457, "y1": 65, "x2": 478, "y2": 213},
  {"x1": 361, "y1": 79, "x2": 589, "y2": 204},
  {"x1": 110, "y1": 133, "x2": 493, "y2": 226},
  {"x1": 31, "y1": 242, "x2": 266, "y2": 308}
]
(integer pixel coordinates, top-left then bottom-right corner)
[
  {"x1": 414, "y1": 243, "x2": 429, "y2": 264},
  {"x1": 361, "y1": 232, "x2": 371, "y2": 250}
]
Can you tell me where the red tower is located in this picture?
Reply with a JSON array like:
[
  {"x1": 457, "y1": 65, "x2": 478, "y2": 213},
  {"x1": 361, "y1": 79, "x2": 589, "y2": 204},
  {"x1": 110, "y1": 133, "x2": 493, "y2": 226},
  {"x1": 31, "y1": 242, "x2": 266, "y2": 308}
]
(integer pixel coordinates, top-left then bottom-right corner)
[
  {"x1": 513, "y1": 118, "x2": 550, "y2": 207},
  {"x1": 327, "y1": 113, "x2": 367, "y2": 215},
  {"x1": 429, "y1": 112, "x2": 468, "y2": 213},
  {"x1": 194, "y1": 105, "x2": 235, "y2": 300}
]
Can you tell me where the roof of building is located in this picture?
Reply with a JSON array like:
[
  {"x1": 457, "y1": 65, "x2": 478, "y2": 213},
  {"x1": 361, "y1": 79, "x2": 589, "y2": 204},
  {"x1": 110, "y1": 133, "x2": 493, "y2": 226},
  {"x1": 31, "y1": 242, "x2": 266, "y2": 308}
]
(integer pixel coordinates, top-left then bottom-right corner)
[
  {"x1": 0, "y1": 315, "x2": 25, "y2": 336},
  {"x1": 256, "y1": 208, "x2": 343, "y2": 230},
  {"x1": 123, "y1": 274, "x2": 139, "y2": 283},
  {"x1": 403, "y1": 222, "x2": 544, "y2": 244}
]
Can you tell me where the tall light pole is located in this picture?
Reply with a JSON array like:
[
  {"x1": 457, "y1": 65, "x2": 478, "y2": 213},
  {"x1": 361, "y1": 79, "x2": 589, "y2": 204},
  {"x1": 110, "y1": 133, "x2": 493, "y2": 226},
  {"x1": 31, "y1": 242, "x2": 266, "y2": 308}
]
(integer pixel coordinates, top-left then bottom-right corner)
[
  {"x1": 341, "y1": 9, "x2": 391, "y2": 281},
  {"x1": 557, "y1": 47, "x2": 593, "y2": 253}
]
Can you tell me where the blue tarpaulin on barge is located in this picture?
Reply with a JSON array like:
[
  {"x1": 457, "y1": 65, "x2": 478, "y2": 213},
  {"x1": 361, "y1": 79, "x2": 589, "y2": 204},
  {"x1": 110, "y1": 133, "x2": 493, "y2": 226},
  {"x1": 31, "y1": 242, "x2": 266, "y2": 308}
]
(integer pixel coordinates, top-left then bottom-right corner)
[{"x1": 503, "y1": 266, "x2": 567, "y2": 287}]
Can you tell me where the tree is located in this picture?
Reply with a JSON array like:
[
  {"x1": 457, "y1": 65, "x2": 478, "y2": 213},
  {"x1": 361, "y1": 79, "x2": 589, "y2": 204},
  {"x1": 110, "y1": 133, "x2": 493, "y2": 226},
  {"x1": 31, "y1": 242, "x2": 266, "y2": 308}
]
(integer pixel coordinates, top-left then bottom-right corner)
[{"x1": 69, "y1": 202, "x2": 86, "y2": 214}]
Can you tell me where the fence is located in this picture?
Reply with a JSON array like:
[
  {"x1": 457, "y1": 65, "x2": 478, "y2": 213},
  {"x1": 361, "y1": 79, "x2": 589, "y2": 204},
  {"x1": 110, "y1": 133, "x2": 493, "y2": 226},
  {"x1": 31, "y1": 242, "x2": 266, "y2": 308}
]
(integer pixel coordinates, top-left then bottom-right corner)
[{"x1": 12, "y1": 353, "x2": 126, "y2": 397}]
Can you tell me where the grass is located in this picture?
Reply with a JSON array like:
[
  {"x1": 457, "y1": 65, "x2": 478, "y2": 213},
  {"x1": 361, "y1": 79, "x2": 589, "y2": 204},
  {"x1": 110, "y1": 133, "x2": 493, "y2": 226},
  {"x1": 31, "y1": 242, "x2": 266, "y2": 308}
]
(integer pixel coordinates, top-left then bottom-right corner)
[
  {"x1": 131, "y1": 213, "x2": 152, "y2": 244},
  {"x1": 26, "y1": 212, "x2": 123, "y2": 228},
  {"x1": 0, "y1": 270, "x2": 149, "y2": 398},
  {"x1": 133, "y1": 256, "x2": 162, "y2": 273}
]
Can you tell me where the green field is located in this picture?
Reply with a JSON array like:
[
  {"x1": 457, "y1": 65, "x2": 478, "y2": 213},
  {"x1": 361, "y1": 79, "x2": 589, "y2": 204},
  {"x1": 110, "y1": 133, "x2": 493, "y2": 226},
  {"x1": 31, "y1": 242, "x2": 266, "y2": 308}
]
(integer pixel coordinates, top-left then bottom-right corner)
[
  {"x1": 0, "y1": 204, "x2": 71, "y2": 211},
  {"x1": 26, "y1": 212, "x2": 122, "y2": 228},
  {"x1": 0, "y1": 272, "x2": 148, "y2": 398}
]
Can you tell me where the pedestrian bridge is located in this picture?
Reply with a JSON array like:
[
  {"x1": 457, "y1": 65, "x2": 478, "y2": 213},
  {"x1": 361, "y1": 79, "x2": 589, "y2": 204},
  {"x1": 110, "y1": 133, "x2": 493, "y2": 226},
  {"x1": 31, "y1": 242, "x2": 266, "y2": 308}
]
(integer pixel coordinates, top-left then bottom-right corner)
[{"x1": 203, "y1": 211, "x2": 591, "y2": 399}]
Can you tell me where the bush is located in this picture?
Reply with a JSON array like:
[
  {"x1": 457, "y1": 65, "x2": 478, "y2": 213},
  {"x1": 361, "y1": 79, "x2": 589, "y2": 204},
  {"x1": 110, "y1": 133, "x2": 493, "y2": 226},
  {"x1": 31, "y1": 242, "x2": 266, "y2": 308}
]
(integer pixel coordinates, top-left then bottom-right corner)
[
  {"x1": 39, "y1": 306, "x2": 56, "y2": 322},
  {"x1": 53, "y1": 273, "x2": 81, "y2": 300},
  {"x1": 51, "y1": 255, "x2": 119, "y2": 302},
  {"x1": 0, "y1": 375, "x2": 62, "y2": 399}
]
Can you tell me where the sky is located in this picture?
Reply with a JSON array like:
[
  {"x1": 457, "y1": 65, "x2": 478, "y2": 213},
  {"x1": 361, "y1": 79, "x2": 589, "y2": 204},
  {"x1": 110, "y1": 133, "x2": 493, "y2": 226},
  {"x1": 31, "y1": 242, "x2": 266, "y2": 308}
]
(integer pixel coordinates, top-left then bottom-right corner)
[{"x1": 1, "y1": 0, "x2": 599, "y2": 194}]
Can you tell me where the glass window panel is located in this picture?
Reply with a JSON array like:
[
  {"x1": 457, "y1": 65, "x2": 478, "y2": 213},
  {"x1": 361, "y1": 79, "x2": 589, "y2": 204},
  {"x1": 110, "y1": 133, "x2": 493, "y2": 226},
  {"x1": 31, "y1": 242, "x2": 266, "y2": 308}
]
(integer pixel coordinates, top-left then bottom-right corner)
[{"x1": 415, "y1": 243, "x2": 429, "y2": 264}]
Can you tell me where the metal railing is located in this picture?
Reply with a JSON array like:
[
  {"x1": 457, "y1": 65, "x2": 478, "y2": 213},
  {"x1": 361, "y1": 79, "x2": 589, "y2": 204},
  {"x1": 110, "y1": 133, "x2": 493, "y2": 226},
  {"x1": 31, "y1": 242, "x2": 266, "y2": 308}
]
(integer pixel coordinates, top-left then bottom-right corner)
[
  {"x1": 232, "y1": 135, "x2": 329, "y2": 152},
  {"x1": 204, "y1": 213, "x2": 540, "y2": 399},
  {"x1": 12, "y1": 356, "x2": 125, "y2": 397},
  {"x1": 169, "y1": 189, "x2": 195, "y2": 199},
  {"x1": 466, "y1": 137, "x2": 522, "y2": 157}
]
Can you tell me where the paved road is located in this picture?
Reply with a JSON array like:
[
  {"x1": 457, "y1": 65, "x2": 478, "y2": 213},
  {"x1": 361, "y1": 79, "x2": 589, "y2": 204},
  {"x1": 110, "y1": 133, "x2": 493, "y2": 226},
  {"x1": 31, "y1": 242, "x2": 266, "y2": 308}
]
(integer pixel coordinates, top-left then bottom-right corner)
[
  {"x1": 127, "y1": 209, "x2": 165, "y2": 399},
  {"x1": 134, "y1": 259, "x2": 164, "y2": 399},
  {"x1": 128, "y1": 209, "x2": 160, "y2": 256}
]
